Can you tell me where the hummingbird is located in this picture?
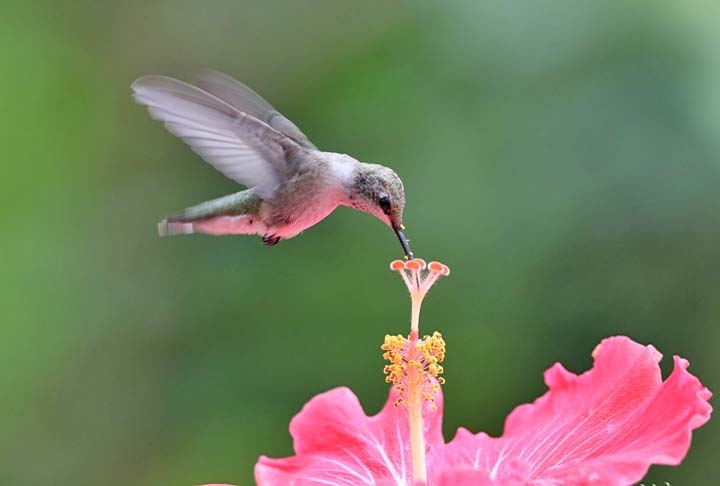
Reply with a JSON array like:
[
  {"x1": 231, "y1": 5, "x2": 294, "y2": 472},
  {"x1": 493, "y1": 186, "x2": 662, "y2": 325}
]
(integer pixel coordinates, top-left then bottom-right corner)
[{"x1": 131, "y1": 70, "x2": 413, "y2": 258}]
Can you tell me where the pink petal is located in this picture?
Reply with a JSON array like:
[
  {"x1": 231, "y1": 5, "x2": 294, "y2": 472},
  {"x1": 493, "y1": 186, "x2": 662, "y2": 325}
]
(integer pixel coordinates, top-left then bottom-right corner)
[
  {"x1": 255, "y1": 386, "x2": 445, "y2": 485},
  {"x1": 442, "y1": 336, "x2": 712, "y2": 485}
]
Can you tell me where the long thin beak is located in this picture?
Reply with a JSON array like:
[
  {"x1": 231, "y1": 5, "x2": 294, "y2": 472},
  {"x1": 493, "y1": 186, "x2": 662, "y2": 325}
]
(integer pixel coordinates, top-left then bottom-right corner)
[{"x1": 394, "y1": 226, "x2": 413, "y2": 259}]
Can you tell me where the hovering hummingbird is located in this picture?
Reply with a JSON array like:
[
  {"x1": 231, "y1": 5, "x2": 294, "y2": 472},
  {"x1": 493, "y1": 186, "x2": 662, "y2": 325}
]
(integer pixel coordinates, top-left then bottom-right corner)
[{"x1": 131, "y1": 70, "x2": 413, "y2": 258}]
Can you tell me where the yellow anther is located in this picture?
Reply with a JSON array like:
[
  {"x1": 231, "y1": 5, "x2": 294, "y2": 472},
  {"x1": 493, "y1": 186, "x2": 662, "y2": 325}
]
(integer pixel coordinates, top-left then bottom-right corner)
[{"x1": 381, "y1": 331, "x2": 447, "y2": 410}]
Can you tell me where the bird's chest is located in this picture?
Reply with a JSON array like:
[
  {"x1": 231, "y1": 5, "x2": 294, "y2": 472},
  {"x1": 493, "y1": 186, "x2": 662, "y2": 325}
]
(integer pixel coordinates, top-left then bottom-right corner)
[{"x1": 263, "y1": 190, "x2": 340, "y2": 239}]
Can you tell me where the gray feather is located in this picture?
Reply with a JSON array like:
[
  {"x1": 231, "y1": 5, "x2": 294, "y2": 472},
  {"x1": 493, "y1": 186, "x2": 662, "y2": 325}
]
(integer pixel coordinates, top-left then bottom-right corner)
[
  {"x1": 194, "y1": 70, "x2": 316, "y2": 150},
  {"x1": 132, "y1": 75, "x2": 301, "y2": 198},
  {"x1": 166, "y1": 189, "x2": 263, "y2": 221}
]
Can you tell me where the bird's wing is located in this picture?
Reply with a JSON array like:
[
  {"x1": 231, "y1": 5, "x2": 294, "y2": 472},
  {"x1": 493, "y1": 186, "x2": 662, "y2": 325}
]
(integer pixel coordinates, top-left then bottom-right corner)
[
  {"x1": 132, "y1": 75, "x2": 298, "y2": 198},
  {"x1": 193, "y1": 69, "x2": 316, "y2": 150}
]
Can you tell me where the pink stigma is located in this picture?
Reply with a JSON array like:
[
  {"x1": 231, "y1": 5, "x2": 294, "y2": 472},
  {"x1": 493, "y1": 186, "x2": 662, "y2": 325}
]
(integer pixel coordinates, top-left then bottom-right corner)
[{"x1": 390, "y1": 258, "x2": 450, "y2": 303}]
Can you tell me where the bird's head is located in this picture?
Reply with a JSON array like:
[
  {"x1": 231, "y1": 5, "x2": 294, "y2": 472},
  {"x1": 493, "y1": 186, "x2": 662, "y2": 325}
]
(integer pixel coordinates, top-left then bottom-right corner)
[{"x1": 346, "y1": 163, "x2": 413, "y2": 258}]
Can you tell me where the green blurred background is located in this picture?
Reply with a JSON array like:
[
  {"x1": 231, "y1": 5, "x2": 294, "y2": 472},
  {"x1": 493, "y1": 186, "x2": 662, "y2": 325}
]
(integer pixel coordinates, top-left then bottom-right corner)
[{"x1": 2, "y1": 1, "x2": 718, "y2": 484}]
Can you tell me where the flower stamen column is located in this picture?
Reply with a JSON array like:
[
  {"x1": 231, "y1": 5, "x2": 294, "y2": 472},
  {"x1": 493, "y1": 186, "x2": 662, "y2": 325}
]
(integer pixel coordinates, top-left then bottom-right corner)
[{"x1": 384, "y1": 259, "x2": 449, "y2": 485}]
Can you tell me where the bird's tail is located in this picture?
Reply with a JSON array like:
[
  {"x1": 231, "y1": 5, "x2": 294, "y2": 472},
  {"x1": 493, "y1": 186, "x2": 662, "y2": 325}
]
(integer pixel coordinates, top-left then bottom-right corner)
[{"x1": 158, "y1": 219, "x2": 195, "y2": 237}]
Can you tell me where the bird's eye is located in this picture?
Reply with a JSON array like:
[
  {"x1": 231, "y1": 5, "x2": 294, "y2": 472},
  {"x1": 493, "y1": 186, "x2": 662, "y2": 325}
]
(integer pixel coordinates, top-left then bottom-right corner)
[{"x1": 378, "y1": 195, "x2": 392, "y2": 215}]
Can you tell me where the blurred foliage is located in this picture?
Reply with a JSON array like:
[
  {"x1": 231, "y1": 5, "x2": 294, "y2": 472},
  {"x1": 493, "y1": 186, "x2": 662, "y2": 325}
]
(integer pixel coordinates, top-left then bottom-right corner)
[{"x1": 1, "y1": 1, "x2": 718, "y2": 485}]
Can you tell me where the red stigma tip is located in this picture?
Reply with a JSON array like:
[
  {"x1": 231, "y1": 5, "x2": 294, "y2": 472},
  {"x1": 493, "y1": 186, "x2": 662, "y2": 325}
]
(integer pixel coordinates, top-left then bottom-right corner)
[
  {"x1": 428, "y1": 261, "x2": 443, "y2": 272},
  {"x1": 390, "y1": 260, "x2": 406, "y2": 271},
  {"x1": 405, "y1": 260, "x2": 422, "y2": 271},
  {"x1": 414, "y1": 258, "x2": 427, "y2": 269}
]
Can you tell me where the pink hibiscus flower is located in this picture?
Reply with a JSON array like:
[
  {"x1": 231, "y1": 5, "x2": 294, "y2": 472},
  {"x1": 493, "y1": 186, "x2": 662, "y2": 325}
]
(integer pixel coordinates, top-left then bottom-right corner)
[
  {"x1": 203, "y1": 260, "x2": 711, "y2": 485},
  {"x1": 253, "y1": 336, "x2": 711, "y2": 485}
]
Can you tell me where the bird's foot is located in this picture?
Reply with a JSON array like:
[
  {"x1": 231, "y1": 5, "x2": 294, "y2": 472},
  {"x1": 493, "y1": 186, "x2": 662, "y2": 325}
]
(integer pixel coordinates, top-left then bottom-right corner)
[{"x1": 262, "y1": 234, "x2": 281, "y2": 246}]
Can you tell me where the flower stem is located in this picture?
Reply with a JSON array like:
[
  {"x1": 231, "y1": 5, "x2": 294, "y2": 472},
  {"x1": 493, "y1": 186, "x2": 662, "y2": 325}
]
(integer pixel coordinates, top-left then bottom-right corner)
[
  {"x1": 408, "y1": 294, "x2": 427, "y2": 484},
  {"x1": 409, "y1": 395, "x2": 427, "y2": 485},
  {"x1": 410, "y1": 292, "x2": 422, "y2": 336}
]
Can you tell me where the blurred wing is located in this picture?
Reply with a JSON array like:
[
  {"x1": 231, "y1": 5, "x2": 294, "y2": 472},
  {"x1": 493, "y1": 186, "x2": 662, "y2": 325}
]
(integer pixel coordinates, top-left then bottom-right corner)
[
  {"x1": 132, "y1": 75, "x2": 295, "y2": 198},
  {"x1": 194, "y1": 69, "x2": 316, "y2": 150}
]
